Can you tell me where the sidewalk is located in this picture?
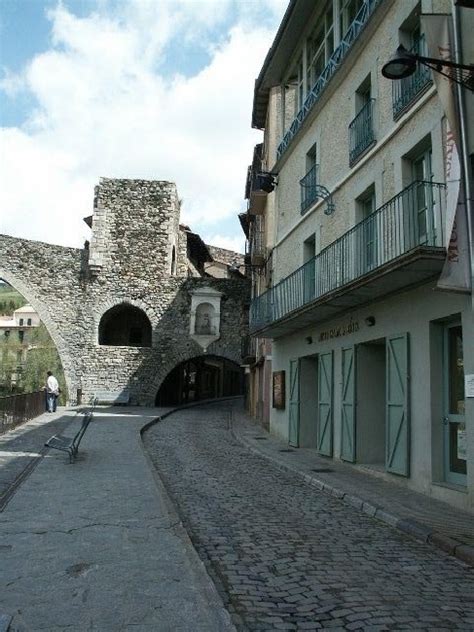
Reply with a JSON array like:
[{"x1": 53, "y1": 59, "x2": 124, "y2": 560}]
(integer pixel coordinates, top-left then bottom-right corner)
[
  {"x1": 0, "y1": 407, "x2": 234, "y2": 632},
  {"x1": 231, "y1": 406, "x2": 474, "y2": 568}
]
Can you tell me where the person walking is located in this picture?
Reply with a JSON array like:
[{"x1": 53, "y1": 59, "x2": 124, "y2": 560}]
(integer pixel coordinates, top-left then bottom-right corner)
[{"x1": 45, "y1": 371, "x2": 60, "y2": 413}]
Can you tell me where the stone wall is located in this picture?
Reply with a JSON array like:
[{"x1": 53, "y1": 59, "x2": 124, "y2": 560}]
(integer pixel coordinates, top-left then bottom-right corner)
[{"x1": 0, "y1": 178, "x2": 249, "y2": 405}]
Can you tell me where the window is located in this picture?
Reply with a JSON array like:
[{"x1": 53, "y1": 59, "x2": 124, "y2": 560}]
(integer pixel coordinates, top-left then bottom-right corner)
[
  {"x1": 18, "y1": 330, "x2": 24, "y2": 342},
  {"x1": 392, "y1": 10, "x2": 432, "y2": 118},
  {"x1": 4, "y1": 330, "x2": 10, "y2": 338},
  {"x1": 301, "y1": 144, "x2": 319, "y2": 213},
  {"x1": 306, "y1": 2, "x2": 334, "y2": 95},
  {"x1": 339, "y1": 0, "x2": 364, "y2": 38},
  {"x1": 27, "y1": 318, "x2": 32, "y2": 326},
  {"x1": 170, "y1": 246, "x2": 176, "y2": 275},
  {"x1": 411, "y1": 147, "x2": 434, "y2": 244},
  {"x1": 19, "y1": 318, "x2": 24, "y2": 326},
  {"x1": 349, "y1": 75, "x2": 375, "y2": 165}
]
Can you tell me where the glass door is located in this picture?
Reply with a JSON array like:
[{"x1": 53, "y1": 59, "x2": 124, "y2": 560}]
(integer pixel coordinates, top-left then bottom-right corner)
[
  {"x1": 361, "y1": 191, "x2": 377, "y2": 274},
  {"x1": 443, "y1": 323, "x2": 467, "y2": 486},
  {"x1": 412, "y1": 149, "x2": 434, "y2": 245}
]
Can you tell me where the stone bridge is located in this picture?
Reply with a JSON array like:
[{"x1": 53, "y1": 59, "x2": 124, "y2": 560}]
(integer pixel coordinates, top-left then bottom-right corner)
[{"x1": 0, "y1": 179, "x2": 249, "y2": 405}]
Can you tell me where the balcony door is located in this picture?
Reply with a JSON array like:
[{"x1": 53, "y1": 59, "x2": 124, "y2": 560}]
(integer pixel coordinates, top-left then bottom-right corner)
[
  {"x1": 443, "y1": 323, "x2": 467, "y2": 486},
  {"x1": 412, "y1": 149, "x2": 435, "y2": 246},
  {"x1": 357, "y1": 188, "x2": 377, "y2": 276}
]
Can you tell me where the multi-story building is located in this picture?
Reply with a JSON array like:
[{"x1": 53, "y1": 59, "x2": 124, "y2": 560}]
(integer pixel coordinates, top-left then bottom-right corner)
[
  {"x1": 0, "y1": 304, "x2": 40, "y2": 389},
  {"x1": 248, "y1": 0, "x2": 473, "y2": 511}
]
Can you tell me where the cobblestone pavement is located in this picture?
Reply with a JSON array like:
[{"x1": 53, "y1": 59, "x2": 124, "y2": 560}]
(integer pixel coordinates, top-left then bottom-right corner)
[{"x1": 143, "y1": 405, "x2": 474, "y2": 632}]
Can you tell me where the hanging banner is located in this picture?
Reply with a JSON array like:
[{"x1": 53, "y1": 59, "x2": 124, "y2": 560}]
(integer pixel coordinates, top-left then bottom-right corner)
[{"x1": 422, "y1": 14, "x2": 471, "y2": 292}]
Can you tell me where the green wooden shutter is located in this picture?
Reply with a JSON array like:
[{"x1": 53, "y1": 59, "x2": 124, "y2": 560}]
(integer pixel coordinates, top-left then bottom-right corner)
[
  {"x1": 386, "y1": 333, "x2": 410, "y2": 476},
  {"x1": 289, "y1": 359, "x2": 300, "y2": 447},
  {"x1": 317, "y1": 351, "x2": 333, "y2": 456},
  {"x1": 341, "y1": 346, "x2": 356, "y2": 462}
]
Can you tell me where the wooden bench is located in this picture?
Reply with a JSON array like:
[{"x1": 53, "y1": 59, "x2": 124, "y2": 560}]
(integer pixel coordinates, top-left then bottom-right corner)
[
  {"x1": 45, "y1": 412, "x2": 93, "y2": 463},
  {"x1": 93, "y1": 391, "x2": 130, "y2": 405}
]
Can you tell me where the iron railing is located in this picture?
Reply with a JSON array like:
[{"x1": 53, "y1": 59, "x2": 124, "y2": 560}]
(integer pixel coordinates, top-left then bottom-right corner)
[
  {"x1": 0, "y1": 390, "x2": 45, "y2": 435},
  {"x1": 241, "y1": 335, "x2": 257, "y2": 362},
  {"x1": 249, "y1": 216, "x2": 265, "y2": 264},
  {"x1": 277, "y1": 0, "x2": 382, "y2": 160},
  {"x1": 349, "y1": 99, "x2": 376, "y2": 165},
  {"x1": 250, "y1": 181, "x2": 445, "y2": 332},
  {"x1": 300, "y1": 164, "x2": 319, "y2": 213},
  {"x1": 393, "y1": 35, "x2": 432, "y2": 118}
]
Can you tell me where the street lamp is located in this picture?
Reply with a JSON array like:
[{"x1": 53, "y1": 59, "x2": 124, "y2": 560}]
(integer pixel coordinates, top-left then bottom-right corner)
[{"x1": 381, "y1": 44, "x2": 474, "y2": 91}]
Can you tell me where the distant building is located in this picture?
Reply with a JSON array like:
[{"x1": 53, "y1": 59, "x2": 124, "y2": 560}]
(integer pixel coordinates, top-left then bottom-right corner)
[{"x1": 0, "y1": 304, "x2": 40, "y2": 389}]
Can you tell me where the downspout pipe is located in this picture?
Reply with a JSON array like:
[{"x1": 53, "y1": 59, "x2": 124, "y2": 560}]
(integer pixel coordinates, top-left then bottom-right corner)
[{"x1": 452, "y1": 1, "x2": 474, "y2": 305}]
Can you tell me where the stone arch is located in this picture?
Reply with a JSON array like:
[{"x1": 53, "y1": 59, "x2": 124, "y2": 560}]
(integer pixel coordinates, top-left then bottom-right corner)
[
  {"x1": 0, "y1": 267, "x2": 75, "y2": 401},
  {"x1": 155, "y1": 354, "x2": 243, "y2": 406},
  {"x1": 98, "y1": 303, "x2": 152, "y2": 347},
  {"x1": 93, "y1": 298, "x2": 154, "y2": 346}
]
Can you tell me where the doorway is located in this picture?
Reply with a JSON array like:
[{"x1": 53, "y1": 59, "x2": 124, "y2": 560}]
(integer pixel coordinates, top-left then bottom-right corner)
[
  {"x1": 356, "y1": 339, "x2": 386, "y2": 467},
  {"x1": 299, "y1": 356, "x2": 319, "y2": 448},
  {"x1": 443, "y1": 323, "x2": 467, "y2": 486}
]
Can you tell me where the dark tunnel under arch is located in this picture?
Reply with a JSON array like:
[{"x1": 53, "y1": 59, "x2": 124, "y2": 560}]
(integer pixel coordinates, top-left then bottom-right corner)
[{"x1": 155, "y1": 354, "x2": 243, "y2": 406}]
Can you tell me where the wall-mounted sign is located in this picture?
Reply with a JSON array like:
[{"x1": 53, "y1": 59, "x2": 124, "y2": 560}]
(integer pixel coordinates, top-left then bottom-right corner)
[
  {"x1": 272, "y1": 371, "x2": 285, "y2": 410},
  {"x1": 465, "y1": 374, "x2": 474, "y2": 398},
  {"x1": 318, "y1": 318, "x2": 359, "y2": 342}
]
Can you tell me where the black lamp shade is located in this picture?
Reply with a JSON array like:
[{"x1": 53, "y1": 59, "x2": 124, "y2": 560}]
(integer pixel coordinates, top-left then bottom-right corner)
[{"x1": 382, "y1": 45, "x2": 417, "y2": 80}]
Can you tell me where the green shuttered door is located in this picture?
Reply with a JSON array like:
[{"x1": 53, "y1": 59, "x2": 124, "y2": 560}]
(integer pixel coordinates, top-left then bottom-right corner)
[
  {"x1": 386, "y1": 333, "x2": 410, "y2": 476},
  {"x1": 341, "y1": 346, "x2": 356, "y2": 462},
  {"x1": 317, "y1": 351, "x2": 333, "y2": 456},
  {"x1": 289, "y1": 359, "x2": 300, "y2": 447}
]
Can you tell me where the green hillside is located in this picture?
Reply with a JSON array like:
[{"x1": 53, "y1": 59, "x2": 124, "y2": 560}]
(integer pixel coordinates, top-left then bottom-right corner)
[{"x1": 0, "y1": 283, "x2": 27, "y2": 315}]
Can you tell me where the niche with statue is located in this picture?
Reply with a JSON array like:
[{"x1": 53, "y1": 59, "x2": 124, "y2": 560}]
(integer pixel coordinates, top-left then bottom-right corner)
[{"x1": 190, "y1": 287, "x2": 222, "y2": 351}]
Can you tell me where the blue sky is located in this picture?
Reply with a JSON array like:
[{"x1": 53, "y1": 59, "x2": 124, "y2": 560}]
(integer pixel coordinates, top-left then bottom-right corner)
[{"x1": 0, "y1": 0, "x2": 286, "y2": 251}]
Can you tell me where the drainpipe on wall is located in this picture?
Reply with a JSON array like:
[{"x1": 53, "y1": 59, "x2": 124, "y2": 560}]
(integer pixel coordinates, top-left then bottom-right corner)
[{"x1": 452, "y1": 1, "x2": 474, "y2": 309}]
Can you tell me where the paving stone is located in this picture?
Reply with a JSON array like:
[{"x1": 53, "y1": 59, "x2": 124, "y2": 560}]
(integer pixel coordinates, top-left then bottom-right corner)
[{"x1": 143, "y1": 404, "x2": 474, "y2": 631}]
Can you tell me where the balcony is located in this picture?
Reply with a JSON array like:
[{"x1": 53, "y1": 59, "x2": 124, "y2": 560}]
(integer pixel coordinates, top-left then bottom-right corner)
[
  {"x1": 300, "y1": 164, "x2": 319, "y2": 214},
  {"x1": 241, "y1": 335, "x2": 257, "y2": 364},
  {"x1": 392, "y1": 35, "x2": 432, "y2": 119},
  {"x1": 349, "y1": 99, "x2": 376, "y2": 166},
  {"x1": 250, "y1": 181, "x2": 446, "y2": 337},
  {"x1": 249, "y1": 216, "x2": 265, "y2": 267},
  {"x1": 246, "y1": 143, "x2": 274, "y2": 215},
  {"x1": 277, "y1": 0, "x2": 382, "y2": 160}
]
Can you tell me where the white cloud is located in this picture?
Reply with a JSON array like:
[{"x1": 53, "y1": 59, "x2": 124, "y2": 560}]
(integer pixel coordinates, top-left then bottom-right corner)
[{"x1": 0, "y1": 1, "x2": 286, "y2": 248}]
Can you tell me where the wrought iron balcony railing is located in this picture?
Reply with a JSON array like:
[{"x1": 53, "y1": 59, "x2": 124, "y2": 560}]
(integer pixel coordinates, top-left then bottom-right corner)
[
  {"x1": 241, "y1": 335, "x2": 257, "y2": 363},
  {"x1": 349, "y1": 99, "x2": 376, "y2": 165},
  {"x1": 300, "y1": 164, "x2": 319, "y2": 213},
  {"x1": 250, "y1": 181, "x2": 445, "y2": 332},
  {"x1": 392, "y1": 35, "x2": 432, "y2": 118},
  {"x1": 277, "y1": 0, "x2": 382, "y2": 160},
  {"x1": 249, "y1": 216, "x2": 265, "y2": 266}
]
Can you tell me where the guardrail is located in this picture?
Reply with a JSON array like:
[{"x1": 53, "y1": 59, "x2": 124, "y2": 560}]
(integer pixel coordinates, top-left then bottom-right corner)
[
  {"x1": 250, "y1": 181, "x2": 445, "y2": 332},
  {"x1": 349, "y1": 98, "x2": 376, "y2": 165},
  {"x1": 393, "y1": 35, "x2": 432, "y2": 118},
  {"x1": 0, "y1": 391, "x2": 45, "y2": 435}
]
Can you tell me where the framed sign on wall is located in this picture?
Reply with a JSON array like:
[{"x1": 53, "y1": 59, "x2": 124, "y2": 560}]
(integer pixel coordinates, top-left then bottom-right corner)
[{"x1": 272, "y1": 371, "x2": 285, "y2": 409}]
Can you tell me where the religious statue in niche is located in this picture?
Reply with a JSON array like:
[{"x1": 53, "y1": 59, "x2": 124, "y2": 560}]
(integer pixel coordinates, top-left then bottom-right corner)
[
  {"x1": 195, "y1": 303, "x2": 216, "y2": 335},
  {"x1": 189, "y1": 287, "x2": 222, "y2": 352}
]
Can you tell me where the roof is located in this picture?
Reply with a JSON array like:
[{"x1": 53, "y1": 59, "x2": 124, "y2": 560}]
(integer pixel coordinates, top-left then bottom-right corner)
[
  {"x1": 186, "y1": 231, "x2": 213, "y2": 264},
  {"x1": 252, "y1": 0, "x2": 317, "y2": 129},
  {"x1": 206, "y1": 245, "x2": 244, "y2": 267},
  {"x1": 238, "y1": 213, "x2": 250, "y2": 239},
  {"x1": 14, "y1": 304, "x2": 36, "y2": 314}
]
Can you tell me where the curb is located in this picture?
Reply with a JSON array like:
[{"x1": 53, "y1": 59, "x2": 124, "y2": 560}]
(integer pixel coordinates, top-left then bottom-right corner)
[{"x1": 229, "y1": 411, "x2": 474, "y2": 569}]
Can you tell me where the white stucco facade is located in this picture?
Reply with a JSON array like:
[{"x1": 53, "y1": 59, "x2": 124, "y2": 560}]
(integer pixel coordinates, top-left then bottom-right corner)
[{"x1": 249, "y1": 0, "x2": 474, "y2": 512}]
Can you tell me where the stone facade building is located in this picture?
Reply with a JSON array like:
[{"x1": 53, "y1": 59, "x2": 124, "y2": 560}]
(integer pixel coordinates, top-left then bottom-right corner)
[
  {"x1": 0, "y1": 178, "x2": 249, "y2": 406},
  {"x1": 247, "y1": 0, "x2": 473, "y2": 512}
]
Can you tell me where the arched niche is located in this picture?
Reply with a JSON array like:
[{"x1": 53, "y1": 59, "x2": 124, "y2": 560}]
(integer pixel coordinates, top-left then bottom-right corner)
[
  {"x1": 98, "y1": 304, "x2": 152, "y2": 347},
  {"x1": 190, "y1": 287, "x2": 222, "y2": 351}
]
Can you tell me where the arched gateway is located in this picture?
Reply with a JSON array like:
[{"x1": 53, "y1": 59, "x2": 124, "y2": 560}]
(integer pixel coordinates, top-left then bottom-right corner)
[
  {"x1": 0, "y1": 179, "x2": 249, "y2": 405},
  {"x1": 156, "y1": 355, "x2": 243, "y2": 406}
]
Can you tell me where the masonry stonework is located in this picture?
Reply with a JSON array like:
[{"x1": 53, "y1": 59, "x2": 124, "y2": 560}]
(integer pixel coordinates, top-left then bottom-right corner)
[{"x1": 0, "y1": 179, "x2": 249, "y2": 405}]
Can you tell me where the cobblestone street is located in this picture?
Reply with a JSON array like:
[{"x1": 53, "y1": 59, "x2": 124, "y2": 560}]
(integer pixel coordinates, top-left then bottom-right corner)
[{"x1": 143, "y1": 405, "x2": 474, "y2": 632}]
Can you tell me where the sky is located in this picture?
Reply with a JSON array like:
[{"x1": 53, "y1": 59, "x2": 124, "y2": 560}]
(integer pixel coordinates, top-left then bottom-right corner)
[{"x1": 0, "y1": 0, "x2": 287, "y2": 253}]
